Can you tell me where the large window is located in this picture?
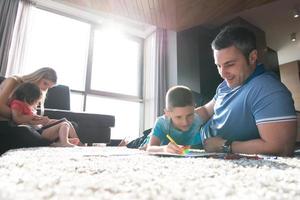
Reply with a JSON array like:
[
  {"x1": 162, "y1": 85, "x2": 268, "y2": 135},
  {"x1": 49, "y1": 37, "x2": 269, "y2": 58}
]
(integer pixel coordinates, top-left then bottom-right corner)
[
  {"x1": 91, "y1": 28, "x2": 142, "y2": 97},
  {"x1": 21, "y1": 8, "x2": 90, "y2": 91},
  {"x1": 18, "y1": 7, "x2": 144, "y2": 139}
]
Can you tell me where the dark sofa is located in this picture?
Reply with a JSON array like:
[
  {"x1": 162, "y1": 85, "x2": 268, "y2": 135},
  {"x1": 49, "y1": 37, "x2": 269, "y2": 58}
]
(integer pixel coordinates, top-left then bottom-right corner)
[
  {"x1": 0, "y1": 76, "x2": 115, "y2": 145},
  {"x1": 44, "y1": 108, "x2": 114, "y2": 144}
]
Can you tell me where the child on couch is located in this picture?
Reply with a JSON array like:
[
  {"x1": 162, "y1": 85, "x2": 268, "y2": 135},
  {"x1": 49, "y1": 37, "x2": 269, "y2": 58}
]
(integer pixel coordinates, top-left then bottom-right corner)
[{"x1": 9, "y1": 82, "x2": 81, "y2": 147}]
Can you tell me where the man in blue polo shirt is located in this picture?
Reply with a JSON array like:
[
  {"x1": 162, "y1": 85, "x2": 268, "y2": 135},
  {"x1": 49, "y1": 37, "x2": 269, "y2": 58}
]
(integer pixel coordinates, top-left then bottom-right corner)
[{"x1": 196, "y1": 26, "x2": 297, "y2": 156}]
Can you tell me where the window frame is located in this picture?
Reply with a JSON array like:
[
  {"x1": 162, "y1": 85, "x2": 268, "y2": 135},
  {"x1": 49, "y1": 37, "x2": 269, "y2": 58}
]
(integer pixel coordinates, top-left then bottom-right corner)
[
  {"x1": 84, "y1": 24, "x2": 144, "y2": 104},
  {"x1": 29, "y1": 5, "x2": 145, "y2": 137}
]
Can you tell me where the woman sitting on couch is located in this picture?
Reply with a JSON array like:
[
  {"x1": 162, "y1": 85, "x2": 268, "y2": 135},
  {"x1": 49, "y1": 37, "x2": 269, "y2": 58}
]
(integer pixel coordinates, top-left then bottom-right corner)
[{"x1": 0, "y1": 67, "x2": 78, "y2": 154}]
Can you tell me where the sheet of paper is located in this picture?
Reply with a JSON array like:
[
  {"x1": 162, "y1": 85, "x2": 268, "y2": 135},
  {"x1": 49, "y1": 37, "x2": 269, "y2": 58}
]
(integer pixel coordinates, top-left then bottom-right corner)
[{"x1": 148, "y1": 149, "x2": 227, "y2": 158}]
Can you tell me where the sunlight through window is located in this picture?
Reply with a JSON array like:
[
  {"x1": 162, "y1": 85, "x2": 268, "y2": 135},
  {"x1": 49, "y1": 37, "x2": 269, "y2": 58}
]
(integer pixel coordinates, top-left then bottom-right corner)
[
  {"x1": 91, "y1": 28, "x2": 141, "y2": 96},
  {"x1": 22, "y1": 8, "x2": 90, "y2": 90},
  {"x1": 86, "y1": 95, "x2": 141, "y2": 139},
  {"x1": 15, "y1": 7, "x2": 144, "y2": 139}
]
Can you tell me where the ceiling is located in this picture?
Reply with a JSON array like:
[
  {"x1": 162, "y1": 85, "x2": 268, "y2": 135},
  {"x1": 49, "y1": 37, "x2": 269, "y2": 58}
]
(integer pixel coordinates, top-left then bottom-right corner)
[
  {"x1": 206, "y1": 0, "x2": 300, "y2": 52},
  {"x1": 51, "y1": 0, "x2": 299, "y2": 64},
  {"x1": 60, "y1": 0, "x2": 276, "y2": 31}
]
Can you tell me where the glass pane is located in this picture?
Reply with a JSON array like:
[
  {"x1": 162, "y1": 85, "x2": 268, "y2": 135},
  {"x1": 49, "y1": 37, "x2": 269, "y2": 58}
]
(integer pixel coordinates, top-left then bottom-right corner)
[
  {"x1": 91, "y1": 28, "x2": 141, "y2": 96},
  {"x1": 86, "y1": 95, "x2": 140, "y2": 139},
  {"x1": 21, "y1": 7, "x2": 90, "y2": 91},
  {"x1": 70, "y1": 92, "x2": 84, "y2": 112}
]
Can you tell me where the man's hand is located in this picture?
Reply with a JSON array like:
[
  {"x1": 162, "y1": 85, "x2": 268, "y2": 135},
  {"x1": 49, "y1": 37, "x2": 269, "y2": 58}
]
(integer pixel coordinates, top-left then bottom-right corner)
[{"x1": 203, "y1": 137, "x2": 226, "y2": 152}]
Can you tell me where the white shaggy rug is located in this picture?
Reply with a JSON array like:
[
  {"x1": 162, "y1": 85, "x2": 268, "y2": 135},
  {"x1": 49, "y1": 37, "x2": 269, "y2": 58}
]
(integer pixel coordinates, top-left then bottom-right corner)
[{"x1": 1, "y1": 147, "x2": 300, "y2": 200}]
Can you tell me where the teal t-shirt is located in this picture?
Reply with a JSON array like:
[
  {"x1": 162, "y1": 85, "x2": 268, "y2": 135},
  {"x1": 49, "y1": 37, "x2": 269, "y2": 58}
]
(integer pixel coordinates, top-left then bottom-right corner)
[{"x1": 151, "y1": 113, "x2": 203, "y2": 146}]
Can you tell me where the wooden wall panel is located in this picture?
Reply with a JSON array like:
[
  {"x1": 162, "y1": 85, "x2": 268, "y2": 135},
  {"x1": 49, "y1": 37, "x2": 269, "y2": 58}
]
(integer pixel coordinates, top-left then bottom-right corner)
[{"x1": 61, "y1": 0, "x2": 277, "y2": 31}]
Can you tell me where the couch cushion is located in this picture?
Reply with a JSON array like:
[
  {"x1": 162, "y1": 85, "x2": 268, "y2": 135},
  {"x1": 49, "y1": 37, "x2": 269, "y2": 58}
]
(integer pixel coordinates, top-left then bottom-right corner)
[
  {"x1": 44, "y1": 109, "x2": 115, "y2": 143},
  {"x1": 45, "y1": 85, "x2": 70, "y2": 110}
]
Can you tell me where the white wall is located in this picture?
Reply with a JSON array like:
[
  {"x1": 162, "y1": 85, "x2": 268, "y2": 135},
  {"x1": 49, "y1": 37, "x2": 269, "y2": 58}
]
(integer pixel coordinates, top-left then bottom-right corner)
[
  {"x1": 277, "y1": 39, "x2": 300, "y2": 65},
  {"x1": 227, "y1": 0, "x2": 300, "y2": 66}
]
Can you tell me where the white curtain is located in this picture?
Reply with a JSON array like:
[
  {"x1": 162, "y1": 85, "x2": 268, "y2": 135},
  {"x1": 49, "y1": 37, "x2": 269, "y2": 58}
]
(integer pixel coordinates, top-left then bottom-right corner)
[
  {"x1": 143, "y1": 28, "x2": 168, "y2": 131},
  {"x1": 154, "y1": 28, "x2": 168, "y2": 117},
  {"x1": 5, "y1": 0, "x2": 32, "y2": 76},
  {"x1": 143, "y1": 30, "x2": 156, "y2": 130}
]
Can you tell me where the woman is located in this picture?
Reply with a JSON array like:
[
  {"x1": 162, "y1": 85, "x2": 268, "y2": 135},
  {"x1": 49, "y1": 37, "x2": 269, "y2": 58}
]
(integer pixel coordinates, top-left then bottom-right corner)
[{"x1": 0, "y1": 67, "x2": 79, "y2": 154}]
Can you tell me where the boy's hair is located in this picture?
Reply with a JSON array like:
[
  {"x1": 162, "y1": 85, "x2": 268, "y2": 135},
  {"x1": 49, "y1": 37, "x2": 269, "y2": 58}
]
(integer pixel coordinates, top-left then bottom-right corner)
[
  {"x1": 211, "y1": 26, "x2": 256, "y2": 61},
  {"x1": 12, "y1": 82, "x2": 42, "y2": 105},
  {"x1": 166, "y1": 86, "x2": 194, "y2": 110}
]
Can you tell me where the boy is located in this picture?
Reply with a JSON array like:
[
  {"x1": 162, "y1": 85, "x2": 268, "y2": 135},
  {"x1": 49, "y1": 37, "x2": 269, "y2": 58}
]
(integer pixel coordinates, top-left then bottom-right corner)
[{"x1": 146, "y1": 86, "x2": 203, "y2": 153}]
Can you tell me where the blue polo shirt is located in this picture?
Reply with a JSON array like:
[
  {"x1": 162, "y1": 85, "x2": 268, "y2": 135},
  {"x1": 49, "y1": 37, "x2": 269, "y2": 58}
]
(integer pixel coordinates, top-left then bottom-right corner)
[{"x1": 200, "y1": 64, "x2": 296, "y2": 143}]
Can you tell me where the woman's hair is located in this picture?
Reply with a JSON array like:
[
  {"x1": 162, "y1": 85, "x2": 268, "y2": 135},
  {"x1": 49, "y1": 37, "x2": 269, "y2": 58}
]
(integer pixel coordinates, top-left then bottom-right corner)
[
  {"x1": 11, "y1": 82, "x2": 42, "y2": 105},
  {"x1": 20, "y1": 67, "x2": 57, "y2": 84},
  {"x1": 12, "y1": 67, "x2": 57, "y2": 115},
  {"x1": 211, "y1": 26, "x2": 256, "y2": 62},
  {"x1": 166, "y1": 85, "x2": 195, "y2": 110}
]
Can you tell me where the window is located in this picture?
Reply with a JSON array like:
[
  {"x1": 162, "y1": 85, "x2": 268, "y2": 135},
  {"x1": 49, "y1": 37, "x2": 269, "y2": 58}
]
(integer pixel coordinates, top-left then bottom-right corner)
[
  {"x1": 16, "y1": 7, "x2": 144, "y2": 139},
  {"x1": 86, "y1": 95, "x2": 141, "y2": 139},
  {"x1": 21, "y1": 8, "x2": 90, "y2": 91},
  {"x1": 91, "y1": 28, "x2": 142, "y2": 97}
]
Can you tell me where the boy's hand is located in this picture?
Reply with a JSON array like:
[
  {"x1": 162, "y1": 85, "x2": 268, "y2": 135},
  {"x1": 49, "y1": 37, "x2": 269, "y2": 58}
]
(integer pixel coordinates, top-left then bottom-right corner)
[{"x1": 165, "y1": 142, "x2": 185, "y2": 154}]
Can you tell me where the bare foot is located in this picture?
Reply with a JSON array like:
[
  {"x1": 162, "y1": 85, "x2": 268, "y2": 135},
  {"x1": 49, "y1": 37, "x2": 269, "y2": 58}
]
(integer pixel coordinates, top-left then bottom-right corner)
[
  {"x1": 50, "y1": 141, "x2": 75, "y2": 147},
  {"x1": 61, "y1": 142, "x2": 75, "y2": 147},
  {"x1": 69, "y1": 138, "x2": 80, "y2": 145},
  {"x1": 118, "y1": 138, "x2": 129, "y2": 146},
  {"x1": 139, "y1": 144, "x2": 147, "y2": 151}
]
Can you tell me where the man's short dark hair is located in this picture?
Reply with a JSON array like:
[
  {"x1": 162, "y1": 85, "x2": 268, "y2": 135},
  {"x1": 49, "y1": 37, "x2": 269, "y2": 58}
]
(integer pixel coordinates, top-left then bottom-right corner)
[
  {"x1": 211, "y1": 26, "x2": 256, "y2": 60},
  {"x1": 13, "y1": 82, "x2": 42, "y2": 105},
  {"x1": 166, "y1": 86, "x2": 194, "y2": 110}
]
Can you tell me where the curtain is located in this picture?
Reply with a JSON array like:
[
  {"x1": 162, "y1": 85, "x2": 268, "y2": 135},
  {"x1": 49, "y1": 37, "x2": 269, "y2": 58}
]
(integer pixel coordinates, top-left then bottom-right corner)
[
  {"x1": 154, "y1": 28, "x2": 168, "y2": 117},
  {"x1": 143, "y1": 31, "x2": 156, "y2": 130},
  {"x1": 5, "y1": 0, "x2": 32, "y2": 76},
  {"x1": 143, "y1": 28, "x2": 168, "y2": 130},
  {"x1": 0, "y1": 0, "x2": 20, "y2": 75}
]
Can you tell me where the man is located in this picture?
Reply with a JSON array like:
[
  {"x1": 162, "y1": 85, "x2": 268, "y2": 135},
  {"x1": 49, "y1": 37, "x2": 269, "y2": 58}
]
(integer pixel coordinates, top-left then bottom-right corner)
[{"x1": 196, "y1": 26, "x2": 297, "y2": 156}]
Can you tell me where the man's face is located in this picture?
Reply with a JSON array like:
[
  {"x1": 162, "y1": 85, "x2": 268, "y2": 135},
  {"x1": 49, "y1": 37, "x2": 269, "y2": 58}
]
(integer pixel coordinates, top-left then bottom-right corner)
[
  {"x1": 213, "y1": 45, "x2": 256, "y2": 88},
  {"x1": 165, "y1": 106, "x2": 195, "y2": 132}
]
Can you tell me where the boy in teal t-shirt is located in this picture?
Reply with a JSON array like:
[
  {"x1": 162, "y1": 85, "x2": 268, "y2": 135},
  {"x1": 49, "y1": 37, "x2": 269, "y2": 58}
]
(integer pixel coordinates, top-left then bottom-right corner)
[{"x1": 145, "y1": 86, "x2": 204, "y2": 153}]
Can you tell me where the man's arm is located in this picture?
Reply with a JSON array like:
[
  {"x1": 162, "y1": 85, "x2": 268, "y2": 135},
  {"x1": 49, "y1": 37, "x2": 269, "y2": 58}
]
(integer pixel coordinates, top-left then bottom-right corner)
[
  {"x1": 195, "y1": 99, "x2": 215, "y2": 122},
  {"x1": 204, "y1": 121, "x2": 297, "y2": 156},
  {"x1": 233, "y1": 121, "x2": 297, "y2": 156}
]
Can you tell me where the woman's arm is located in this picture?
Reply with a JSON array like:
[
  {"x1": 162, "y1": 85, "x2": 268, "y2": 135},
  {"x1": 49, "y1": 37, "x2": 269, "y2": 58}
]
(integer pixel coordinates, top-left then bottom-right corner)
[
  {"x1": 0, "y1": 78, "x2": 19, "y2": 119},
  {"x1": 11, "y1": 108, "x2": 36, "y2": 125},
  {"x1": 11, "y1": 108, "x2": 49, "y2": 126}
]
